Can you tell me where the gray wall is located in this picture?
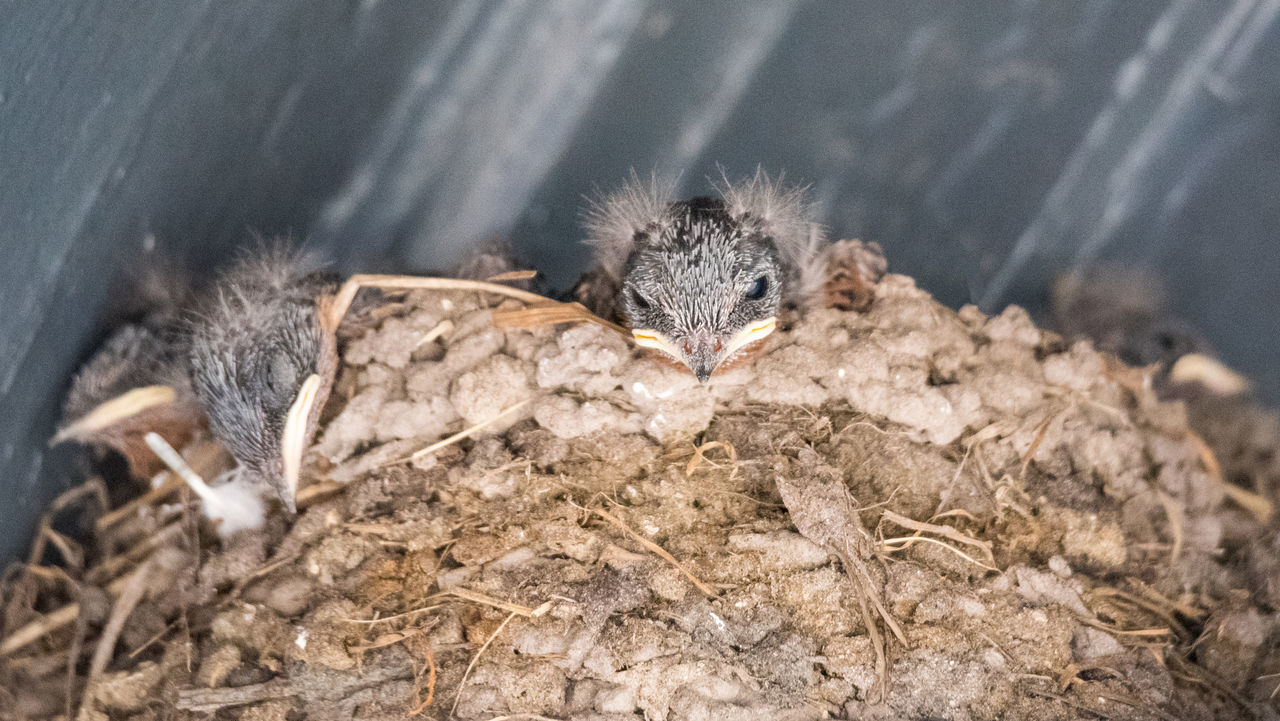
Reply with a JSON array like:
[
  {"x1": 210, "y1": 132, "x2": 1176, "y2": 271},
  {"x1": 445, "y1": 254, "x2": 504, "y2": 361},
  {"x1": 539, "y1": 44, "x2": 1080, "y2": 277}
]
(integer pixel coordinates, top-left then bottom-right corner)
[{"x1": 3, "y1": 0, "x2": 1278, "y2": 560}]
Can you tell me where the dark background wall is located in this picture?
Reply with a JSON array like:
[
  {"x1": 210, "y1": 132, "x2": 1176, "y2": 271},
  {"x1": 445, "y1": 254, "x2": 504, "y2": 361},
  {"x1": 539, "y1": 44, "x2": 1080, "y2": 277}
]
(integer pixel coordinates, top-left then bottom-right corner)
[{"x1": 3, "y1": 0, "x2": 1278, "y2": 560}]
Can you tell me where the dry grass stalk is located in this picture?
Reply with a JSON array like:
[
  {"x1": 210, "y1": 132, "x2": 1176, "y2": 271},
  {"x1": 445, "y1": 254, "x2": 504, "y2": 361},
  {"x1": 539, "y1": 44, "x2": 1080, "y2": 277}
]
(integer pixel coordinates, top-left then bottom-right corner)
[
  {"x1": 413, "y1": 319, "x2": 454, "y2": 349},
  {"x1": 429, "y1": 587, "x2": 551, "y2": 618},
  {"x1": 581, "y1": 503, "x2": 715, "y2": 597},
  {"x1": 878, "y1": 509, "x2": 998, "y2": 571},
  {"x1": 1091, "y1": 586, "x2": 1191, "y2": 640},
  {"x1": 0, "y1": 568, "x2": 134, "y2": 656},
  {"x1": 88, "y1": 521, "x2": 183, "y2": 586},
  {"x1": 685, "y1": 441, "x2": 739, "y2": 480},
  {"x1": 880, "y1": 535, "x2": 999, "y2": 572},
  {"x1": 176, "y1": 678, "x2": 294, "y2": 712},
  {"x1": 379, "y1": 399, "x2": 533, "y2": 468},
  {"x1": 451, "y1": 610, "x2": 519, "y2": 716},
  {"x1": 95, "y1": 439, "x2": 225, "y2": 533},
  {"x1": 297, "y1": 480, "x2": 345, "y2": 507},
  {"x1": 80, "y1": 559, "x2": 153, "y2": 714},
  {"x1": 343, "y1": 605, "x2": 443, "y2": 626},
  {"x1": 491, "y1": 301, "x2": 627, "y2": 335},
  {"x1": 1219, "y1": 482, "x2": 1273, "y2": 523},
  {"x1": 328, "y1": 274, "x2": 551, "y2": 329},
  {"x1": 880, "y1": 510, "x2": 995, "y2": 562},
  {"x1": 1019, "y1": 412, "x2": 1056, "y2": 481},
  {"x1": 485, "y1": 269, "x2": 538, "y2": 282},
  {"x1": 408, "y1": 643, "x2": 437, "y2": 714}
]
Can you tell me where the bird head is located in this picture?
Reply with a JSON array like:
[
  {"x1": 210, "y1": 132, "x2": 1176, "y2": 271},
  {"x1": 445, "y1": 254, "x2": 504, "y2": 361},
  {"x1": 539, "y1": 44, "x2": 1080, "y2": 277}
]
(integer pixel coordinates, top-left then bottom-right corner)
[
  {"x1": 189, "y1": 268, "x2": 334, "y2": 513},
  {"x1": 620, "y1": 198, "x2": 781, "y2": 383}
]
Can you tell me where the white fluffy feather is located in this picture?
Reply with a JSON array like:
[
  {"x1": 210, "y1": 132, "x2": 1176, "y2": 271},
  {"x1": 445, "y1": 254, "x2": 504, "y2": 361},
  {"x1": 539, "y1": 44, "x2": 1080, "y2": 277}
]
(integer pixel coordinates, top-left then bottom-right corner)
[
  {"x1": 582, "y1": 171, "x2": 678, "y2": 281},
  {"x1": 716, "y1": 168, "x2": 828, "y2": 307}
]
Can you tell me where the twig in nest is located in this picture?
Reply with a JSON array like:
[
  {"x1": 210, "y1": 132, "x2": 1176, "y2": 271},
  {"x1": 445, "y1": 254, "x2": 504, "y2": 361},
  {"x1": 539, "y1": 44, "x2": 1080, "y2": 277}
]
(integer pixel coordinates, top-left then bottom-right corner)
[
  {"x1": 491, "y1": 301, "x2": 628, "y2": 336},
  {"x1": 328, "y1": 274, "x2": 552, "y2": 329},
  {"x1": 348, "y1": 623, "x2": 434, "y2": 671},
  {"x1": 428, "y1": 587, "x2": 552, "y2": 618},
  {"x1": 381, "y1": 399, "x2": 533, "y2": 468},
  {"x1": 1091, "y1": 584, "x2": 1193, "y2": 640},
  {"x1": 413, "y1": 319, "x2": 454, "y2": 349},
  {"x1": 79, "y1": 558, "x2": 153, "y2": 715},
  {"x1": 176, "y1": 678, "x2": 293, "y2": 712},
  {"x1": 576, "y1": 501, "x2": 715, "y2": 597},
  {"x1": 1186, "y1": 430, "x2": 1274, "y2": 523},
  {"x1": 343, "y1": 605, "x2": 443, "y2": 625},
  {"x1": 298, "y1": 480, "x2": 345, "y2": 507},
  {"x1": 878, "y1": 509, "x2": 997, "y2": 571},
  {"x1": 95, "y1": 439, "x2": 224, "y2": 533},
  {"x1": 775, "y1": 464, "x2": 907, "y2": 703},
  {"x1": 451, "y1": 610, "x2": 518, "y2": 717},
  {"x1": 409, "y1": 644, "x2": 437, "y2": 715},
  {"x1": 0, "y1": 568, "x2": 131, "y2": 656},
  {"x1": 126, "y1": 616, "x2": 181, "y2": 659},
  {"x1": 880, "y1": 536, "x2": 999, "y2": 572},
  {"x1": 229, "y1": 552, "x2": 301, "y2": 599},
  {"x1": 88, "y1": 521, "x2": 183, "y2": 586},
  {"x1": 1076, "y1": 615, "x2": 1173, "y2": 638},
  {"x1": 685, "y1": 441, "x2": 739, "y2": 481},
  {"x1": 486, "y1": 269, "x2": 538, "y2": 282},
  {"x1": 1019, "y1": 412, "x2": 1057, "y2": 481}
]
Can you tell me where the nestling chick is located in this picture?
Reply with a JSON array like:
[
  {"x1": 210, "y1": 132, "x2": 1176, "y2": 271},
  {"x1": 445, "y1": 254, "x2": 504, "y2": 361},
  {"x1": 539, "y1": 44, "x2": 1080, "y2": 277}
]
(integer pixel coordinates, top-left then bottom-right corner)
[
  {"x1": 584, "y1": 170, "x2": 826, "y2": 382},
  {"x1": 53, "y1": 266, "x2": 202, "y2": 480},
  {"x1": 188, "y1": 248, "x2": 339, "y2": 513}
]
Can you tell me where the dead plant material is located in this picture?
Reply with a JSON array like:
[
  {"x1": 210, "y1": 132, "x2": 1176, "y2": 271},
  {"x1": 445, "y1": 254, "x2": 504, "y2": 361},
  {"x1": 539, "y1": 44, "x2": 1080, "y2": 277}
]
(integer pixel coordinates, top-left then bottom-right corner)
[
  {"x1": 1220, "y1": 482, "x2": 1274, "y2": 524},
  {"x1": 328, "y1": 274, "x2": 552, "y2": 329},
  {"x1": 381, "y1": 399, "x2": 533, "y2": 468},
  {"x1": 1155, "y1": 490, "x2": 1185, "y2": 563},
  {"x1": 775, "y1": 455, "x2": 907, "y2": 704},
  {"x1": 452, "y1": 610, "x2": 519, "y2": 717},
  {"x1": 413, "y1": 319, "x2": 455, "y2": 349},
  {"x1": 87, "y1": 521, "x2": 183, "y2": 586},
  {"x1": 491, "y1": 300, "x2": 628, "y2": 335},
  {"x1": 430, "y1": 587, "x2": 552, "y2": 618},
  {"x1": 878, "y1": 509, "x2": 997, "y2": 570},
  {"x1": 578, "y1": 503, "x2": 715, "y2": 597},
  {"x1": 94, "y1": 439, "x2": 225, "y2": 533},
  {"x1": 176, "y1": 678, "x2": 294, "y2": 712},
  {"x1": 485, "y1": 269, "x2": 539, "y2": 283},
  {"x1": 0, "y1": 570, "x2": 130, "y2": 657},
  {"x1": 408, "y1": 643, "x2": 437, "y2": 714},
  {"x1": 80, "y1": 558, "x2": 153, "y2": 713},
  {"x1": 685, "y1": 440, "x2": 739, "y2": 481}
]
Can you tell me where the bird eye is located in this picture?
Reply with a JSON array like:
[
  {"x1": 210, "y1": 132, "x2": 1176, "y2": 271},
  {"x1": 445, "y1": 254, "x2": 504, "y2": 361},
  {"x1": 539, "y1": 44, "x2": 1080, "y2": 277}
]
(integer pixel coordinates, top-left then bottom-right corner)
[
  {"x1": 630, "y1": 289, "x2": 652, "y2": 310},
  {"x1": 745, "y1": 276, "x2": 769, "y2": 301}
]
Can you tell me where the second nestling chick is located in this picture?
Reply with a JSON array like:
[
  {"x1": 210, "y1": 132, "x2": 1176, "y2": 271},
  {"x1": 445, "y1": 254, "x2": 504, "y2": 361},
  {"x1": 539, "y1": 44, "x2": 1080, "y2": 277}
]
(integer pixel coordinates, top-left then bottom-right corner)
[
  {"x1": 188, "y1": 248, "x2": 339, "y2": 513},
  {"x1": 52, "y1": 262, "x2": 203, "y2": 480},
  {"x1": 584, "y1": 170, "x2": 827, "y2": 382}
]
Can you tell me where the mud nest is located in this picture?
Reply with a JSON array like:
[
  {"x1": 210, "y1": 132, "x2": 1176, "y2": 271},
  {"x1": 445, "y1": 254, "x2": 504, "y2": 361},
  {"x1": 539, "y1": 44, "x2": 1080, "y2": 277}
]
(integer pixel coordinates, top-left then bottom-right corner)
[{"x1": 3, "y1": 271, "x2": 1279, "y2": 721}]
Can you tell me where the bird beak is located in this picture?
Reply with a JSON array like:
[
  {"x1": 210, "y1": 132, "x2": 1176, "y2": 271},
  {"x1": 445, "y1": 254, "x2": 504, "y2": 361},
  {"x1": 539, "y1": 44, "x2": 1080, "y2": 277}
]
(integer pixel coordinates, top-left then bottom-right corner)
[
  {"x1": 722, "y1": 316, "x2": 777, "y2": 359},
  {"x1": 280, "y1": 373, "x2": 323, "y2": 513},
  {"x1": 50, "y1": 385, "x2": 177, "y2": 445},
  {"x1": 631, "y1": 316, "x2": 776, "y2": 383}
]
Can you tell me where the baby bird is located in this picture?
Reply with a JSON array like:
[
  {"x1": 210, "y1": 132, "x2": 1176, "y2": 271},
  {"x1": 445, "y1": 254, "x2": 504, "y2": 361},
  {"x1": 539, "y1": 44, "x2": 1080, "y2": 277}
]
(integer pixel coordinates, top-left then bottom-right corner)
[
  {"x1": 584, "y1": 170, "x2": 826, "y2": 382},
  {"x1": 53, "y1": 264, "x2": 202, "y2": 480},
  {"x1": 188, "y1": 249, "x2": 339, "y2": 513}
]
